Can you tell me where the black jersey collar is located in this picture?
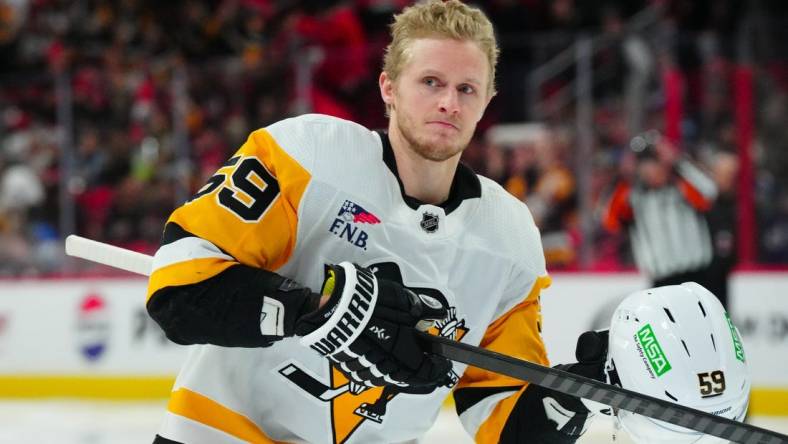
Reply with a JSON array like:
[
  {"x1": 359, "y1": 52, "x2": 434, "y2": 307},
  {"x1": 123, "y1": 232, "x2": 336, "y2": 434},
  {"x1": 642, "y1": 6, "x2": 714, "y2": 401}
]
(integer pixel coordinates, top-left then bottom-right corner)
[{"x1": 377, "y1": 131, "x2": 481, "y2": 215}]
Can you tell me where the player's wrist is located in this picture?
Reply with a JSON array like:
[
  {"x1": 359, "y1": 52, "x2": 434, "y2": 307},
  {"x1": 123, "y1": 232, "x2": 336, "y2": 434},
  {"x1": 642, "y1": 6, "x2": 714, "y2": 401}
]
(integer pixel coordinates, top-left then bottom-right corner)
[
  {"x1": 251, "y1": 268, "x2": 322, "y2": 340},
  {"x1": 296, "y1": 262, "x2": 378, "y2": 353},
  {"x1": 292, "y1": 288, "x2": 344, "y2": 338}
]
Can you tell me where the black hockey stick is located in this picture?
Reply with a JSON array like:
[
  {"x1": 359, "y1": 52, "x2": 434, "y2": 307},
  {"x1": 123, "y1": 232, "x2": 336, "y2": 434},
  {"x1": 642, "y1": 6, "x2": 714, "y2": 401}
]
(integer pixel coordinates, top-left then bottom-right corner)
[{"x1": 419, "y1": 332, "x2": 788, "y2": 444}]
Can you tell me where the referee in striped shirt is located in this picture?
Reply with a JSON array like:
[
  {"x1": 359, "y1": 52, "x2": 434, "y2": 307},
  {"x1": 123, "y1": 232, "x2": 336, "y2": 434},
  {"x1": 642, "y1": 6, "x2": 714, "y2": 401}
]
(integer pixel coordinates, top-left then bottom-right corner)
[{"x1": 603, "y1": 131, "x2": 718, "y2": 289}]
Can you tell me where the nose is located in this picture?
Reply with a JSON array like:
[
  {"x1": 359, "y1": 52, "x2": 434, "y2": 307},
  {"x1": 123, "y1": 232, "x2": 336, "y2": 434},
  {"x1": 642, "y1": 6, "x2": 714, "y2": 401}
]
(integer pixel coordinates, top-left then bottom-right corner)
[{"x1": 438, "y1": 89, "x2": 460, "y2": 115}]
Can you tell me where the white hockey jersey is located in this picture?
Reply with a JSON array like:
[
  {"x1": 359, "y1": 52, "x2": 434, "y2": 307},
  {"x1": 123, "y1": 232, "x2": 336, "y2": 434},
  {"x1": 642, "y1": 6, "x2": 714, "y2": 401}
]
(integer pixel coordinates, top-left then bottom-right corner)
[{"x1": 147, "y1": 114, "x2": 551, "y2": 444}]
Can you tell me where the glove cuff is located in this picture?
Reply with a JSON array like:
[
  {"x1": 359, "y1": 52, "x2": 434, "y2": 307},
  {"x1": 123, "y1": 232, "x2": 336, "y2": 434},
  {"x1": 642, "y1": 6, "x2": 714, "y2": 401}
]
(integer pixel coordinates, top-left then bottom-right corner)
[{"x1": 299, "y1": 262, "x2": 378, "y2": 357}]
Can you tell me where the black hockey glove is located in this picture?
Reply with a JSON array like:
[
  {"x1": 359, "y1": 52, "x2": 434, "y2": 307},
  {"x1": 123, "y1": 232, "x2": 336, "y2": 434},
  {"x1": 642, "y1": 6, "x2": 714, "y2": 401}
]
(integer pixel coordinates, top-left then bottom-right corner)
[
  {"x1": 500, "y1": 330, "x2": 609, "y2": 444},
  {"x1": 295, "y1": 262, "x2": 452, "y2": 390}
]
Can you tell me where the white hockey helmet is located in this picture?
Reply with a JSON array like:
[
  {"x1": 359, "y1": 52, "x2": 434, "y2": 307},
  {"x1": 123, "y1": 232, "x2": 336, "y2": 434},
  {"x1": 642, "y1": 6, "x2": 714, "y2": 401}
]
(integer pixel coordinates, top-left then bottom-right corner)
[{"x1": 605, "y1": 282, "x2": 750, "y2": 444}]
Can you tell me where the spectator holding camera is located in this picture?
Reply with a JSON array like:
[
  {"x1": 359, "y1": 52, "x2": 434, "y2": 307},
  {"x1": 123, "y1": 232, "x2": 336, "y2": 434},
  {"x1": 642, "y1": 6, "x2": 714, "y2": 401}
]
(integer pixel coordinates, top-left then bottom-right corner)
[{"x1": 602, "y1": 131, "x2": 719, "y2": 289}]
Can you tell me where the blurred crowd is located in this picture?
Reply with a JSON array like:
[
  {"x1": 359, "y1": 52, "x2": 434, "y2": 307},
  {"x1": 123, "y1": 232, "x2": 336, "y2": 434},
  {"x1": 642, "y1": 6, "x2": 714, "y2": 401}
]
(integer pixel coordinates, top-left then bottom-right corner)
[{"x1": 0, "y1": 0, "x2": 786, "y2": 276}]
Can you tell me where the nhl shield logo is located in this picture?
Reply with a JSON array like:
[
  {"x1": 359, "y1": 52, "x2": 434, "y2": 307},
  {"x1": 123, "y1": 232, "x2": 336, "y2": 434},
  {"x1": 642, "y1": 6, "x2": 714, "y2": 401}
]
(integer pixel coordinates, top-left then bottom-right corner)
[{"x1": 420, "y1": 212, "x2": 439, "y2": 233}]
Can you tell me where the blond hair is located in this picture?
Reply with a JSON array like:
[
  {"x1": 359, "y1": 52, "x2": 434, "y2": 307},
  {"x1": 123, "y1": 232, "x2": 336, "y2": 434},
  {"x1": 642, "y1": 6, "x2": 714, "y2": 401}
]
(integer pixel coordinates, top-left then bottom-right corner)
[{"x1": 383, "y1": 0, "x2": 499, "y2": 97}]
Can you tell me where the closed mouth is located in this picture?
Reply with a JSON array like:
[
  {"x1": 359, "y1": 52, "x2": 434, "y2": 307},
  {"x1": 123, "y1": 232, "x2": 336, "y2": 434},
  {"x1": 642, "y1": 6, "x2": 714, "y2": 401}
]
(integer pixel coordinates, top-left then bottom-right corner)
[{"x1": 427, "y1": 121, "x2": 459, "y2": 130}]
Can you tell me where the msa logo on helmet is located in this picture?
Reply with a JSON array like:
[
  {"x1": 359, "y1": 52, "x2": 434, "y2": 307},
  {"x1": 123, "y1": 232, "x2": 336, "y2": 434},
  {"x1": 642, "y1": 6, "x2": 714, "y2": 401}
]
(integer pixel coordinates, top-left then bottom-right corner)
[
  {"x1": 635, "y1": 324, "x2": 672, "y2": 377},
  {"x1": 724, "y1": 312, "x2": 746, "y2": 362}
]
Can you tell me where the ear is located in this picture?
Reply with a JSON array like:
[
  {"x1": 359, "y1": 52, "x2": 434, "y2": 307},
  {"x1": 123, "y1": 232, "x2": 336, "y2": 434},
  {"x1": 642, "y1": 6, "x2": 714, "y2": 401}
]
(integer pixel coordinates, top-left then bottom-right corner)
[{"x1": 379, "y1": 71, "x2": 395, "y2": 107}]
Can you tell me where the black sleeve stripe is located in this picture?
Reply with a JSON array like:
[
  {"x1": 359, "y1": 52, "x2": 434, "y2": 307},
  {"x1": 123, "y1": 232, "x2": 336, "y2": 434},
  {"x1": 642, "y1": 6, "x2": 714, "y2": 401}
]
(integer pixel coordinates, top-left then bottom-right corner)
[
  {"x1": 223, "y1": 156, "x2": 240, "y2": 167},
  {"x1": 161, "y1": 222, "x2": 196, "y2": 246},
  {"x1": 453, "y1": 385, "x2": 522, "y2": 416},
  {"x1": 160, "y1": 222, "x2": 235, "y2": 259}
]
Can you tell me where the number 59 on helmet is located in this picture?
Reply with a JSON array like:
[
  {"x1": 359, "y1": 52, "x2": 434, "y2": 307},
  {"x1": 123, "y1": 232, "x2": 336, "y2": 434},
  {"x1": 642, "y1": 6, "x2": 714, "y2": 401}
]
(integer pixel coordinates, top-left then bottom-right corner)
[{"x1": 605, "y1": 282, "x2": 750, "y2": 443}]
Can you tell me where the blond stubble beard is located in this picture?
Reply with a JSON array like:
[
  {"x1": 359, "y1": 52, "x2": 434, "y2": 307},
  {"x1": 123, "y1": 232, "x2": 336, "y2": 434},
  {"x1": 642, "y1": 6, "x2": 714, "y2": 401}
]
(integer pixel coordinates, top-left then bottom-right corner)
[{"x1": 394, "y1": 104, "x2": 470, "y2": 162}]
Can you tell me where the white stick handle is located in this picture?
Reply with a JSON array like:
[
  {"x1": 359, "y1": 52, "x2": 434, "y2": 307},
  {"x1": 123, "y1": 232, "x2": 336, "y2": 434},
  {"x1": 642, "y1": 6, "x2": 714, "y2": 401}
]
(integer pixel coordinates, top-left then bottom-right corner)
[{"x1": 65, "y1": 235, "x2": 153, "y2": 276}]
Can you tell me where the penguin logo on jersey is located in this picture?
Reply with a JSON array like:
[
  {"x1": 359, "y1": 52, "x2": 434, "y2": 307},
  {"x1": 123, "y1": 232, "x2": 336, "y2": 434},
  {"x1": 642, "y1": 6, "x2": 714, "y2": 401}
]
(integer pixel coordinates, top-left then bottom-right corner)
[
  {"x1": 278, "y1": 306, "x2": 467, "y2": 444},
  {"x1": 278, "y1": 261, "x2": 468, "y2": 444},
  {"x1": 432, "y1": 307, "x2": 467, "y2": 341}
]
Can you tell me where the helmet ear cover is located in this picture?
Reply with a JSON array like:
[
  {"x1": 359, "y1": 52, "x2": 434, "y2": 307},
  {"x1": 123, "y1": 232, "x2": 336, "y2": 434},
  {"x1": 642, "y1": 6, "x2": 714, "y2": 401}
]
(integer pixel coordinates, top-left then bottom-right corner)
[{"x1": 606, "y1": 282, "x2": 751, "y2": 443}]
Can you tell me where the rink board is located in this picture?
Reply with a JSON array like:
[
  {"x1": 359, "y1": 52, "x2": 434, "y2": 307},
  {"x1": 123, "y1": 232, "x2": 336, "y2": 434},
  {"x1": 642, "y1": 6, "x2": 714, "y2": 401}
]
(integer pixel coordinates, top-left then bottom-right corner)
[{"x1": 0, "y1": 273, "x2": 786, "y2": 414}]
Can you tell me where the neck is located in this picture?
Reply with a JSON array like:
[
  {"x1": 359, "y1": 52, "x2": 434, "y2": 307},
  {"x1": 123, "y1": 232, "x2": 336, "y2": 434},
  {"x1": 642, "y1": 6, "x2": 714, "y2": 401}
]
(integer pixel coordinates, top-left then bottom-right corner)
[{"x1": 388, "y1": 121, "x2": 460, "y2": 205}]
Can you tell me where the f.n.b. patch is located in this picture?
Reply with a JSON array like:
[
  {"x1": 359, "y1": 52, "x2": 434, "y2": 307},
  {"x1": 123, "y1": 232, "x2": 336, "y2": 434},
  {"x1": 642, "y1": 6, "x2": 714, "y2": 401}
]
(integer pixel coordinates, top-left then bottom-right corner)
[{"x1": 329, "y1": 200, "x2": 380, "y2": 250}]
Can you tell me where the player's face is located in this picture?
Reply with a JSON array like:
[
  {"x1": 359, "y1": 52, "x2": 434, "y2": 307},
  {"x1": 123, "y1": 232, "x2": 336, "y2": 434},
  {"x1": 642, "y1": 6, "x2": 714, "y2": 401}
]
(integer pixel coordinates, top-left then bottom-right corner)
[{"x1": 380, "y1": 38, "x2": 491, "y2": 162}]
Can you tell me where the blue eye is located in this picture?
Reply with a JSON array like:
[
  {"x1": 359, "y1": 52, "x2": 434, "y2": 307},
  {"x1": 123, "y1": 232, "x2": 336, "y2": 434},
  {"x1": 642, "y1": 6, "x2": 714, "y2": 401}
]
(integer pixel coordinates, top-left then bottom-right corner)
[
  {"x1": 424, "y1": 77, "x2": 438, "y2": 87},
  {"x1": 460, "y1": 85, "x2": 475, "y2": 95}
]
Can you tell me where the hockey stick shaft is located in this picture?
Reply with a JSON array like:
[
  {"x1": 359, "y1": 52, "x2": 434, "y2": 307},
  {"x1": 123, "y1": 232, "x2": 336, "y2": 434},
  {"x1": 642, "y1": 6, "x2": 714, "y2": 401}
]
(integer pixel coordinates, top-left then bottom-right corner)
[
  {"x1": 421, "y1": 332, "x2": 787, "y2": 444},
  {"x1": 64, "y1": 235, "x2": 788, "y2": 444}
]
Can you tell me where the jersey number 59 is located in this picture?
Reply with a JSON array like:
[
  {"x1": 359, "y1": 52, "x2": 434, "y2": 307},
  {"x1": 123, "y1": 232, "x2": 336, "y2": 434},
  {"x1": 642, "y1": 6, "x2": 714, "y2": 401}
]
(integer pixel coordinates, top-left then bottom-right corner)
[{"x1": 188, "y1": 156, "x2": 280, "y2": 222}]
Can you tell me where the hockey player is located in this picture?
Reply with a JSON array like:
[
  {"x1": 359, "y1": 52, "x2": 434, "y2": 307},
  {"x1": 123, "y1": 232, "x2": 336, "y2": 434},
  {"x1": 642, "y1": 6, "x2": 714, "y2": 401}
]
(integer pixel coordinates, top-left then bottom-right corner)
[
  {"x1": 604, "y1": 282, "x2": 750, "y2": 443},
  {"x1": 146, "y1": 1, "x2": 602, "y2": 443}
]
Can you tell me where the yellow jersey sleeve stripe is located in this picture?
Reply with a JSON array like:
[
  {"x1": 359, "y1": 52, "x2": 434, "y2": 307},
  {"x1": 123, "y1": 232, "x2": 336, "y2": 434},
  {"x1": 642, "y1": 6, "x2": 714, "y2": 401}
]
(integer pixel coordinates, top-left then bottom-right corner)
[
  {"x1": 167, "y1": 387, "x2": 282, "y2": 444},
  {"x1": 147, "y1": 258, "x2": 238, "y2": 301}
]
